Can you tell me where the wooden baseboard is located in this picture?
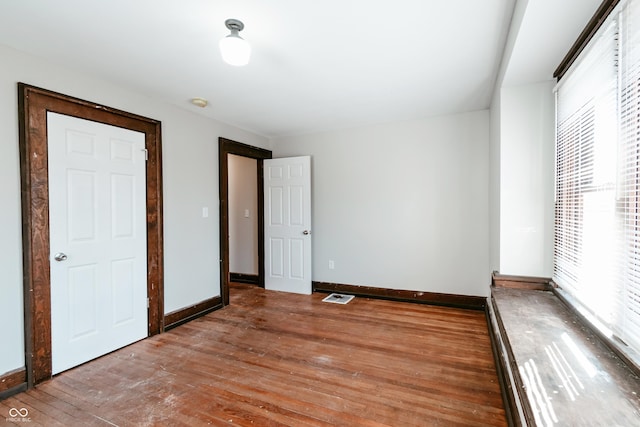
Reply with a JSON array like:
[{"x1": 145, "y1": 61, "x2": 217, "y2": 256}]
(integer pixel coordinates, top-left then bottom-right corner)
[
  {"x1": 492, "y1": 271, "x2": 552, "y2": 291},
  {"x1": 486, "y1": 296, "x2": 531, "y2": 426},
  {"x1": 485, "y1": 306, "x2": 517, "y2": 427},
  {"x1": 164, "y1": 296, "x2": 223, "y2": 331},
  {"x1": 230, "y1": 273, "x2": 259, "y2": 285},
  {"x1": 0, "y1": 368, "x2": 27, "y2": 400},
  {"x1": 312, "y1": 281, "x2": 486, "y2": 310}
]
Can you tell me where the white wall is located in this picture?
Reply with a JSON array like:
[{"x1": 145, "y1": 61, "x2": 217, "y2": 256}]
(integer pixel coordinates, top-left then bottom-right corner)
[
  {"x1": 489, "y1": 89, "x2": 502, "y2": 273},
  {"x1": 489, "y1": 0, "x2": 556, "y2": 278},
  {"x1": 0, "y1": 44, "x2": 269, "y2": 376},
  {"x1": 228, "y1": 154, "x2": 258, "y2": 275},
  {"x1": 499, "y1": 82, "x2": 555, "y2": 276},
  {"x1": 0, "y1": 47, "x2": 25, "y2": 378},
  {"x1": 272, "y1": 110, "x2": 490, "y2": 297}
]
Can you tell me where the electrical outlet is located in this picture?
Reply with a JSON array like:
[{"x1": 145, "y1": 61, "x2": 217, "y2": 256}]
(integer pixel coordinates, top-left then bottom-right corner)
[{"x1": 328, "y1": 260, "x2": 335, "y2": 270}]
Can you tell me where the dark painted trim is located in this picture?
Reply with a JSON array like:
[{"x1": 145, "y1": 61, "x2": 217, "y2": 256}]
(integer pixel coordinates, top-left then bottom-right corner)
[
  {"x1": 230, "y1": 273, "x2": 259, "y2": 285},
  {"x1": 313, "y1": 281, "x2": 486, "y2": 310},
  {"x1": 0, "y1": 384, "x2": 27, "y2": 402},
  {"x1": 486, "y1": 299, "x2": 525, "y2": 427},
  {"x1": 551, "y1": 285, "x2": 640, "y2": 379},
  {"x1": 256, "y1": 161, "x2": 265, "y2": 289},
  {"x1": 18, "y1": 83, "x2": 164, "y2": 386},
  {"x1": 0, "y1": 368, "x2": 27, "y2": 400},
  {"x1": 491, "y1": 271, "x2": 553, "y2": 291},
  {"x1": 218, "y1": 138, "x2": 272, "y2": 306},
  {"x1": 554, "y1": 0, "x2": 621, "y2": 80},
  {"x1": 164, "y1": 296, "x2": 223, "y2": 331}
]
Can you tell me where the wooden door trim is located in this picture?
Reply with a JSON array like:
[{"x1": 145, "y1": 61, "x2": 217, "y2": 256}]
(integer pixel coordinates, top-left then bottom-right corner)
[
  {"x1": 218, "y1": 138, "x2": 271, "y2": 306},
  {"x1": 18, "y1": 83, "x2": 164, "y2": 386}
]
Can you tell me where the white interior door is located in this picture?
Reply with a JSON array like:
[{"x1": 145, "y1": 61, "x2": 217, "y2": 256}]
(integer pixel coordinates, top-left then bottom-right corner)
[
  {"x1": 264, "y1": 156, "x2": 312, "y2": 294},
  {"x1": 48, "y1": 112, "x2": 148, "y2": 374}
]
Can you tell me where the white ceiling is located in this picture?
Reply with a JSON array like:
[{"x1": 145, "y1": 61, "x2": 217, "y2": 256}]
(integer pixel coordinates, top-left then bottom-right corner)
[
  {"x1": 0, "y1": 0, "x2": 603, "y2": 138},
  {"x1": 503, "y1": 0, "x2": 604, "y2": 86}
]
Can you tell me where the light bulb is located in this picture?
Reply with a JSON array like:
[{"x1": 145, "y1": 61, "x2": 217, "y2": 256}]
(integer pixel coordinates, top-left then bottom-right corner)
[{"x1": 220, "y1": 34, "x2": 251, "y2": 66}]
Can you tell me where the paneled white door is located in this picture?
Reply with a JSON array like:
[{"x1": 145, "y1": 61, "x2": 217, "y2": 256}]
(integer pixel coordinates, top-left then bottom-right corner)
[
  {"x1": 48, "y1": 112, "x2": 148, "y2": 374},
  {"x1": 264, "y1": 156, "x2": 312, "y2": 294}
]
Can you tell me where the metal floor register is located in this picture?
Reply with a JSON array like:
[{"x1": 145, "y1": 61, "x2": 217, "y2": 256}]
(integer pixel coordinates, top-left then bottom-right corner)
[{"x1": 322, "y1": 293, "x2": 355, "y2": 304}]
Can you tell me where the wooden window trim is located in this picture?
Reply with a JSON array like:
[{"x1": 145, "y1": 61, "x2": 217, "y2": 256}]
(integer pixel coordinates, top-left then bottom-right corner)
[{"x1": 554, "y1": 0, "x2": 621, "y2": 80}]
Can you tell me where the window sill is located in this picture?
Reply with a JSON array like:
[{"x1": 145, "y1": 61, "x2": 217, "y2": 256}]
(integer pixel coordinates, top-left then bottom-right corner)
[
  {"x1": 489, "y1": 283, "x2": 640, "y2": 426},
  {"x1": 551, "y1": 284, "x2": 640, "y2": 378}
]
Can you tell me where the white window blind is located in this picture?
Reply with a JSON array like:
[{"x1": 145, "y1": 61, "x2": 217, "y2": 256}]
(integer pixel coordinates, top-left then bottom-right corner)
[
  {"x1": 555, "y1": 0, "x2": 640, "y2": 353},
  {"x1": 617, "y1": 0, "x2": 640, "y2": 350},
  {"x1": 555, "y1": 15, "x2": 618, "y2": 309}
]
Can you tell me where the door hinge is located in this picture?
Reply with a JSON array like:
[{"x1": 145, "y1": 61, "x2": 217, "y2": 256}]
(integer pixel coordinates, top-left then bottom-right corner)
[
  {"x1": 142, "y1": 148, "x2": 149, "y2": 161},
  {"x1": 147, "y1": 297, "x2": 150, "y2": 308}
]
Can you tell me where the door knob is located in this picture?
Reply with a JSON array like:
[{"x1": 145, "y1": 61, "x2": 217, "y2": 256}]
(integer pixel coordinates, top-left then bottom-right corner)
[
  {"x1": 54, "y1": 252, "x2": 68, "y2": 262},
  {"x1": 302, "y1": 230, "x2": 311, "y2": 235}
]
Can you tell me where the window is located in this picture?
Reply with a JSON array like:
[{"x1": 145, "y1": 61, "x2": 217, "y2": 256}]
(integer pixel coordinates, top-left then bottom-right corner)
[{"x1": 555, "y1": 0, "x2": 640, "y2": 354}]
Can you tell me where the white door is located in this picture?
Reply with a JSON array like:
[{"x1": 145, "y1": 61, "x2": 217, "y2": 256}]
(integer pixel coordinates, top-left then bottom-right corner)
[
  {"x1": 48, "y1": 112, "x2": 148, "y2": 374},
  {"x1": 264, "y1": 156, "x2": 312, "y2": 294}
]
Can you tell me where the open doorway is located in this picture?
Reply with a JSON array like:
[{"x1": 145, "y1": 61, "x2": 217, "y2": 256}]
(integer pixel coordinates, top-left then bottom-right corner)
[
  {"x1": 228, "y1": 154, "x2": 259, "y2": 285},
  {"x1": 218, "y1": 138, "x2": 272, "y2": 305}
]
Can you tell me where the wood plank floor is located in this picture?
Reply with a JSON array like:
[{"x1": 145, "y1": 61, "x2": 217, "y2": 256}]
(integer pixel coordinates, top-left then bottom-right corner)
[{"x1": 2, "y1": 284, "x2": 506, "y2": 426}]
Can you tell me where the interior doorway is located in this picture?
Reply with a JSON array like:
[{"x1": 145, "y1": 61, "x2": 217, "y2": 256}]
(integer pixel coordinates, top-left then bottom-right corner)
[
  {"x1": 218, "y1": 138, "x2": 272, "y2": 305},
  {"x1": 228, "y1": 154, "x2": 259, "y2": 285},
  {"x1": 18, "y1": 83, "x2": 164, "y2": 387}
]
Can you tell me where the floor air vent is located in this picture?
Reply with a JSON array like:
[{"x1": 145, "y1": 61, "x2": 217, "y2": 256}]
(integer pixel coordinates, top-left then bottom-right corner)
[{"x1": 322, "y1": 293, "x2": 355, "y2": 304}]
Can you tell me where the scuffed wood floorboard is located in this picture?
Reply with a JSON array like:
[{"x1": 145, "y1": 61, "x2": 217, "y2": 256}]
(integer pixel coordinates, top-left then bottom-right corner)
[{"x1": 2, "y1": 283, "x2": 506, "y2": 426}]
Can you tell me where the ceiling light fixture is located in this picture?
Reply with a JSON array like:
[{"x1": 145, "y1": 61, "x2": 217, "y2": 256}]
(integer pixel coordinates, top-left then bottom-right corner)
[
  {"x1": 191, "y1": 97, "x2": 208, "y2": 108},
  {"x1": 219, "y1": 18, "x2": 251, "y2": 67}
]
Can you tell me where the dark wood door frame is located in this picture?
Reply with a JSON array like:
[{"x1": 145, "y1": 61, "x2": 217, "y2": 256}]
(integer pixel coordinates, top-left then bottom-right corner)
[
  {"x1": 18, "y1": 83, "x2": 164, "y2": 387},
  {"x1": 219, "y1": 138, "x2": 272, "y2": 306}
]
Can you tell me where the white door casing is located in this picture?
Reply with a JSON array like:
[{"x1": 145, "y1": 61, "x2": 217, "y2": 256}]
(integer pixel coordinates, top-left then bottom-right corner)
[
  {"x1": 264, "y1": 156, "x2": 312, "y2": 294},
  {"x1": 48, "y1": 112, "x2": 148, "y2": 374}
]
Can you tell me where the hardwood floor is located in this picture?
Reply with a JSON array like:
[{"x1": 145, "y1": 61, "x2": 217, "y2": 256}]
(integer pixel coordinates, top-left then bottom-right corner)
[{"x1": 2, "y1": 284, "x2": 506, "y2": 426}]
